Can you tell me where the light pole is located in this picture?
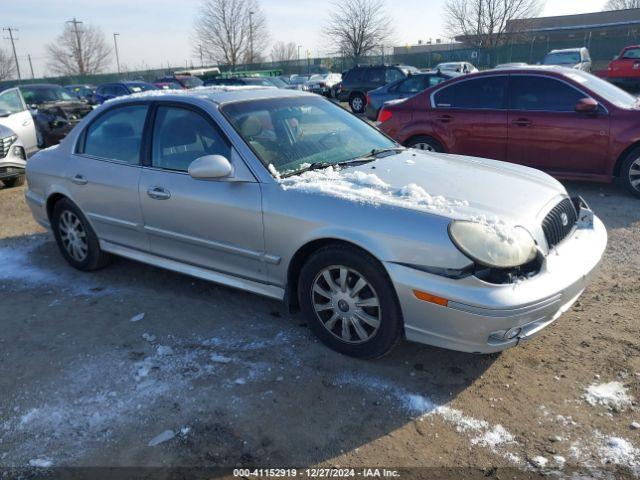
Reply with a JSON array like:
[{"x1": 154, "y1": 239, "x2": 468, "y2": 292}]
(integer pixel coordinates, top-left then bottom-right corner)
[
  {"x1": 199, "y1": 44, "x2": 204, "y2": 68},
  {"x1": 113, "y1": 33, "x2": 121, "y2": 75},
  {"x1": 3, "y1": 27, "x2": 21, "y2": 81},
  {"x1": 297, "y1": 45, "x2": 301, "y2": 74},
  {"x1": 249, "y1": 10, "x2": 254, "y2": 66},
  {"x1": 67, "y1": 18, "x2": 84, "y2": 74}
]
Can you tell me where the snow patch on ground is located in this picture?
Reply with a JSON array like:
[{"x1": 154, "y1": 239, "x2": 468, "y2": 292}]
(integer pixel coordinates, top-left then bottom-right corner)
[
  {"x1": 584, "y1": 382, "x2": 632, "y2": 409},
  {"x1": 597, "y1": 436, "x2": 640, "y2": 468}
]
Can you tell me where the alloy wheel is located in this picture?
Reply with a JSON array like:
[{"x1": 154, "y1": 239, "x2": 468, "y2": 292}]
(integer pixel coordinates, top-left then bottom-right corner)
[
  {"x1": 414, "y1": 142, "x2": 435, "y2": 152},
  {"x1": 629, "y1": 157, "x2": 640, "y2": 193},
  {"x1": 311, "y1": 265, "x2": 381, "y2": 344},
  {"x1": 58, "y1": 210, "x2": 88, "y2": 262},
  {"x1": 351, "y1": 97, "x2": 364, "y2": 112}
]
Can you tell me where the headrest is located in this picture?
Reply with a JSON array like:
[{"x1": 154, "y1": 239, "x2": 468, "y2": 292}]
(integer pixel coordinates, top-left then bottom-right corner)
[{"x1": 240, "y1": 116, "x2": 262, "y2": 138}]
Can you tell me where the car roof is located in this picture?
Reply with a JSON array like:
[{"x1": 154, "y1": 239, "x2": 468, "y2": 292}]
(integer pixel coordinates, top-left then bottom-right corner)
[
  {"x1": 20, "y1": 83, "x2": 63, "y2": 89},
  {"x1": 548, "y1": 48, "x2": 585, "y2": 53},
  {"x1": 103, "y1": 85, "x2": 313, "y2": 106}
]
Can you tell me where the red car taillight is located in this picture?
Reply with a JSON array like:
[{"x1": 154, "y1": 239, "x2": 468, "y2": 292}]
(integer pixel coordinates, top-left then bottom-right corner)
[{"x1": 378, "y1": 108, "x2": 393, "y2": 123}]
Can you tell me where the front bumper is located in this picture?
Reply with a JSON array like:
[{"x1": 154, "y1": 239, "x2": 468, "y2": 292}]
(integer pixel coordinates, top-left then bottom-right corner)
[{"x1": 388, "y1": 211, "x2": 607, "y2": 354}]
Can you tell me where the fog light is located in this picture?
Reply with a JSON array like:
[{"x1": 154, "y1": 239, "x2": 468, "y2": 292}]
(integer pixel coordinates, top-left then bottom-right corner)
[
  {"x1": 505, "y1": 327, "x2": 522, "y2": 340},
  {"x1": 13, "y1": 146, "x2": 26, "y2": 160}
]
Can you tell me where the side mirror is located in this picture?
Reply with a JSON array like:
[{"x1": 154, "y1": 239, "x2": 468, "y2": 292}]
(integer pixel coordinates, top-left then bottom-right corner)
[
  {"x1": 188, "y1": 154, "x2": 233, "y2": 179},
  {"x1": 575, "y1": 98, "x2": 598, "y2": 114}
]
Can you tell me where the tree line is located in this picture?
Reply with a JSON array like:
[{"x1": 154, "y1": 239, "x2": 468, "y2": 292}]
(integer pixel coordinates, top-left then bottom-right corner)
[{"x1": 1, "y1": 0, "x2": 639, "y2": 81}]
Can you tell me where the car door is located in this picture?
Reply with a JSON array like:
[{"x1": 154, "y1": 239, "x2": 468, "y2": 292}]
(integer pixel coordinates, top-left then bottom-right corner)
[
  {"x1": 70, "y1": 103, "x2": 149, "y2": 251},
  {"x1": 507, "y1": 74, "x2": 610, "y2": 175},
  {"x1": 139, "y1": 103, "x2": 266, "y2": 282},
  {"x1": 430, "y1": 75, "x2": 509, "y2": 160},
  {"x1": 0, "y1": 88, "x2": 38, "y2": 154}
]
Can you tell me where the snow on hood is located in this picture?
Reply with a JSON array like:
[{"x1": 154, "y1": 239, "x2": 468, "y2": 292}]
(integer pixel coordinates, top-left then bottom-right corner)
[
  {"x1": 104, "y1": 85, "x2": 272, "y2": 104},
  {"x1": 277, "y1": 150, "x2": 566, "y2": 242}
]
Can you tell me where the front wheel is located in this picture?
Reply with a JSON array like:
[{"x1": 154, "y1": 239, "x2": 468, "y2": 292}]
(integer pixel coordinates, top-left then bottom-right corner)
[
  {"x1": 51, "y1": 198, "x2": 112, "y2": 271},
  {"x1": 405, "y1": 136, "x2": 443, "y2": 153},
  {"x1": 298, "y1": 245, "x2": 403, "y2": 359},
  {"x1": 621, "y1": 149, "x2": 640, "y2": 198},
  {"x1": 349, "y1": 93, "x2": 366, "y2": 114}
]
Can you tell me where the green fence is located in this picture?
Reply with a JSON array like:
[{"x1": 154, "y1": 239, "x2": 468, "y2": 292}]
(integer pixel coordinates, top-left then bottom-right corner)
[{"x1": 2, "y1": 34, "x2": 638, "y2": 90}]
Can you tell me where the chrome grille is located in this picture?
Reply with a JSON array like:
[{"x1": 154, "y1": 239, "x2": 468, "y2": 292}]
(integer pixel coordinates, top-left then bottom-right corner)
[
  {"x1": 542, "y1": 198, "x2": 578, "y2": 249},
  {"x1": 0, "y1": 135, "x2": 16, "y2": 159}
]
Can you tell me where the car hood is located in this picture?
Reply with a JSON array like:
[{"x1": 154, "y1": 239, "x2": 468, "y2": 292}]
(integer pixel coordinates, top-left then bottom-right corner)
[
  {"x1": 0, "y1": 123, "x2": 17, "y2": 139},
  {"x1": 280, "y1": 150, "x2": 566, "y2": 226}
]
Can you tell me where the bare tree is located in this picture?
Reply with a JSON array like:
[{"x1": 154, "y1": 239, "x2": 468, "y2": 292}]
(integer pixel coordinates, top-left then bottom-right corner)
[
  {"x1": 323, "y1": 0, "x2": 393, "y2": 62},
  {"x1": 0, "y1": 49, "x2": 16, "y2": 81},
  {"x1": 444, "y1": 0, "x2": 543, "y2": 48},
  {"x1": 604, "y1": 0, "x2": 640, "y2": 9},
  {"x1": 46, "y1": 22, "x2": 112, "y2": 76},
  {"x1": 270, "y1": 41, "x2": 298, "y2": 63},
  {"x1": 194, "y1": 0, "x2": 268, "y2": 68}
]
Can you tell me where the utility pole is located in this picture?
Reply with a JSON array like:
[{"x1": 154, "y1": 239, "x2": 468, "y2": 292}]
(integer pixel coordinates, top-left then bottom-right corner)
[
  {"x1": 249, "y1": 10, "x2": 254, "y2": 65},
  {"x1": 297, "y1": 45, "x2": 301, "y2": 74},
  {"x1": 113, "y1": 33, "x2": 121, "y2": 75},
  {"x1": 66, "y1": 18, "x2": 84, "y2": 74},
  {"x1": 2, "y1": 27, "x2": 21, "y2": 81},
  {"x1": 199, "y1": 44, "x2": 204, "y2": 68},
  {"x1": 27, "y1": 54, "x2": 34, "y2": 79}
]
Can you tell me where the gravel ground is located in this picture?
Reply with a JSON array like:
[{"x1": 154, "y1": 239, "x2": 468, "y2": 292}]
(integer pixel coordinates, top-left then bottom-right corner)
[{"x1": 0, "y1": 179, "x2": 638, "y2": 479}]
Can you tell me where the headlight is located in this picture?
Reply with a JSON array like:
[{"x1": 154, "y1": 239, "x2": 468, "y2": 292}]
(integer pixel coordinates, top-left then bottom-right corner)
[{"x1": 449, "y1": 220, "x2": 538, "y2": 268}]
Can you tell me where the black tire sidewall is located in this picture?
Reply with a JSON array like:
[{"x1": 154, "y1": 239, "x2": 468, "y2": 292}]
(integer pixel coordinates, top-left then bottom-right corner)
[
  {"x1": 621, "y1": 149, "x2": 640, "y2": 198},
  {"x1": 51, "y1": 199, "x2": 108, "y2": 271},
  {"x1": 349, "y1": 93, "x2": 365, "y2": 114},
  {"x1": 2, "y1": 175, "x2": 25, "y2": 188},
  {"x1": 298, "y1": 246, "x2": 403, "y2": 359}
]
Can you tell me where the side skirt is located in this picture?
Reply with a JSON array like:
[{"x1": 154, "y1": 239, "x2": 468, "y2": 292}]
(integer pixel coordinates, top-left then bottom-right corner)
[{"x1": 100, "y1": 240, "x2": 285, "y2": 301}]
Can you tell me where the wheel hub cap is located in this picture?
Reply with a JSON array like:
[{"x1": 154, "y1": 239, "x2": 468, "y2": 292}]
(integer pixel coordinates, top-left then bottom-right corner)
[
  {"x1": 58, "y1": 210, "x2": 88, "y2": 262},
  {"x1": 311, "y1": 266, "x2": 381, "y2": 344},
  {"x1": 630, "y1": 158, "x2": 640, "y2": 192}
]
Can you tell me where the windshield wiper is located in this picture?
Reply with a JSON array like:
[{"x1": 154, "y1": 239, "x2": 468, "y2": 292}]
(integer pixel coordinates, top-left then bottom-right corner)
[{"x1": 340, "y1": 146, "x2": 406, "y2": 165}]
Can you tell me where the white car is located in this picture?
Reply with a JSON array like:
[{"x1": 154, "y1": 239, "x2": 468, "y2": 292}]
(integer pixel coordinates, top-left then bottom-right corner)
[
  {"x1": 0, "y1": 87, "x2": 38, "y2": 156},
  {"x1": 434, "y1": 62, "x2": 478, "y2": 74},
  {"x1": 0, "y1": 123, "x2": 27, "y2": 188},
  {"x1": 307, "y1": 73, "x2": 342, "y2": 97}
]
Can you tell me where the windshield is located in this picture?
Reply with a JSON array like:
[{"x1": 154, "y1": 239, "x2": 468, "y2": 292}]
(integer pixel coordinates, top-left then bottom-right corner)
[
  {"x1": 267, "y1": 77, "x2": 288, "y2": 88},
  {"x1": 180, "y1": 76, "x2": 203, "y2": 88},
  {"x1": 563, "y1": 70, "x2": 637, "y2": 108},
  {"x1": 222, "y1": 96, "x2": 396, "y2": 177},
  {"x1": 543, "y1": 52, "x2": 581, "y2": 65},
  {"x1": 21, "y1": 86, "x2": 76, "y2": 104}
]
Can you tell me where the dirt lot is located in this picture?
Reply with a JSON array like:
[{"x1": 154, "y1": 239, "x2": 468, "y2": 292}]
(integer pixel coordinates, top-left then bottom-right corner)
[{"x1": 0, "y1": 179, "x2": 638, "y2": 479}]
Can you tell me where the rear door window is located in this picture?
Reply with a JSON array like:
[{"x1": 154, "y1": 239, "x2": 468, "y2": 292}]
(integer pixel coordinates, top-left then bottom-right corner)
[
  {"x1": 82, "y1": 105, "x2": 148, "y2": 163},
  {"x1": 509, "y1": 75, "x2": 585, "y2": 112},
  {"x1": 433, "y1": 76, "x2": 507, "y2": 109},
  {"x1": 622, "y1": 48, "x2": 640, "y2": 59},
  {"x1": 367, "y1": 68, "x2": 384, "y2": 84}
]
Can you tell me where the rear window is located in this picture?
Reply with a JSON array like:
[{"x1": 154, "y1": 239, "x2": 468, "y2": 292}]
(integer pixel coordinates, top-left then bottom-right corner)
[{"x1": 622, "y1": 48, "x2": 640, "y2": 59}]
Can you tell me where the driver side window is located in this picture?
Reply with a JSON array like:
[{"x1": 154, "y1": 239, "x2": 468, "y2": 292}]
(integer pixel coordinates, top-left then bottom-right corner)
[
  {"x1": 0, "y1": 89, "x2": 25, "y2": 114},
  {"x1": 152, "y1": 106, "x2": 230, "y2": 172}
]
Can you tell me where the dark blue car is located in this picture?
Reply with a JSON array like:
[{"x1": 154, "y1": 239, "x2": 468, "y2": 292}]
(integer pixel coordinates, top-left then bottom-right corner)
[
  {"x1": 365, "y1": 71, "x2": 456, "y2": 120},
  {"x1": 92, "y1": 81, "x2": 158, "y2": 104}
]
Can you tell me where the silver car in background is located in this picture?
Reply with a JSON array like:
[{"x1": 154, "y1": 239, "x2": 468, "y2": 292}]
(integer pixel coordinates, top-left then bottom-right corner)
[{"x1": 25, "y1": 88, "x2": 607, "y2": 359}]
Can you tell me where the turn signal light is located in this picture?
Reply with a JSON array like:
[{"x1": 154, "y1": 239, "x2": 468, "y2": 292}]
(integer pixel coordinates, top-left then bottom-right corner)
[
  {"x1": 378, "y1": 109, "x2": 393, "y2": 123},
  {"x1": 413, "y1": 290, "x2": 449, "y2": 307}
]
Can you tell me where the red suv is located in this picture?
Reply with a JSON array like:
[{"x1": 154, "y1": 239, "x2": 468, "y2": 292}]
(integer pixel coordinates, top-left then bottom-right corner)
[
  {"x1": 378, "y1": 67, "x2": 640, "y2": 197},
  {"x1": 608, "y1": 45, "x2": 640, "y2": 90}
]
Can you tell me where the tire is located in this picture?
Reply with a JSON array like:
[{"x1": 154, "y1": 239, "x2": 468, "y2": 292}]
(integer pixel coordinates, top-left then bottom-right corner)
[
  {"x1": 2, "y1": 175, "x2": 25, "y2": 188},
  {"x1": 621, "y1": 148, "x2": 640, "y2": 198},
  {"x1": 405, "y1": 136, "x2": 443, "y2": 153},
  {"x1": 298, "y1": 245, "x2": 403, "y2": 359},
  {"x1": 51, "y1": 198, "x2": 112, "y2": 271},
  {"x1": 349, "y1": 93, "x2": 366, "y2": 114}
]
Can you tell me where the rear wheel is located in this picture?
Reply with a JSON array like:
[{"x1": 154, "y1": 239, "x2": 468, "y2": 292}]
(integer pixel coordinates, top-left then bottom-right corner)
[
  {"x1": 621, "y1": 149, "x2": 640, "y2": 198},
  {"x1": 2, "y1": 175, "x2": 25, "y2": 188},
  {"x1": 298, "y1": 245, "x2": 403, "y2": 359},
  {"x1": 405, "y1": 136, "x2": 443, "y2": 153},
  {"x1": 51, "y1": 198, "x2": 112, "y2": 271},
  {"x1": 349, "y1": 93, "x2": 366, "y2": 114}
]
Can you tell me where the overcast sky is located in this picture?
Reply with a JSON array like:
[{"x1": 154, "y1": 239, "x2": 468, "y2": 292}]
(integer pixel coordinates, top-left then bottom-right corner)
[{"x1": 5, "y1": 0, "x2": 607, "y2": 78}]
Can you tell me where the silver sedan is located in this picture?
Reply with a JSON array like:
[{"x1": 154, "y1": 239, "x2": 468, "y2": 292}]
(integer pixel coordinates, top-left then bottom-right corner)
[{"x1": 25, "y1": 88, "x2": 607, "y2": 358}]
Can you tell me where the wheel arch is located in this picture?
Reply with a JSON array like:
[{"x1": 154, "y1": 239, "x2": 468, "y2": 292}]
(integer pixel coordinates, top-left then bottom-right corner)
[
  {"x1": 613, "y1": 140, "x2": 640, "y2": 177},
  {"x1": 46, "y1": 192, "x2": 69, "y2": 221},
  {"x1": 285, "y1": 237, "x2": 386, "y2": 312},
  {"x1": 402, "y1": 134, "x2": 446, "y2": 152}
]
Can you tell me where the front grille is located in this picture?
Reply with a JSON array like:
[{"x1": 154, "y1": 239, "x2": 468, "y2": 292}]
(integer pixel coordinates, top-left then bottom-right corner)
[
  {"x1": 542, "y1": 198, "x2": 578, "y2": 249},
  {"x1": 0, "y1": 135, "x2": 16, "y2": 158}
]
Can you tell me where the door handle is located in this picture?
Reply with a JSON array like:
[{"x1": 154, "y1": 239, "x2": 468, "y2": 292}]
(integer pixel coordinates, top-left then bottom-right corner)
[
  {"x1": 513, "y1": 118, "x2": 532, "y2": 127},
  {"x1": 437, "y1": 114, "x2": 454, "y2": 123},
  {"x1": 22, "y1": 119, "x2": 31, "y2": 127},
  {"x1": 71, "y1": 174, "x2": 88, "y2": 185},
  {"x1": 147, "y1": 186, "x2": 171, "y2": 200}
]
